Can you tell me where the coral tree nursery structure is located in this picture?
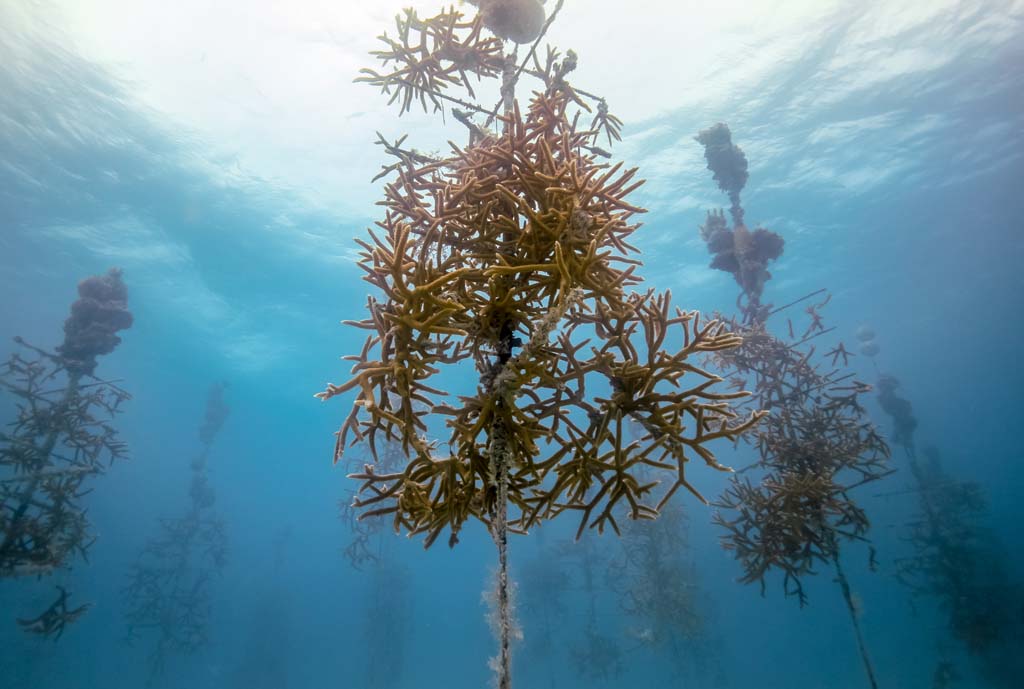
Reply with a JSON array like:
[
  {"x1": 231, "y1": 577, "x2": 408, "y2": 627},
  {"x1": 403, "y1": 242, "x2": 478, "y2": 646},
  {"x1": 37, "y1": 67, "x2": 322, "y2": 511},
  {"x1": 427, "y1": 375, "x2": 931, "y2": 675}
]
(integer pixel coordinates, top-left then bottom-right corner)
[
  {"x1": 316, "y1": 5, "x2": 762, "y2": 686},
  {"x1": 895, "y1": 446, "x2": 1024, "y2": 687},
  {"x1": 565, "y1": 533, "x2": 622, "y2": 682},
  {"x1": 700, "y1": 125, "x2": 891, "y2": 689},
  {"x1": 610, "y1": 501, "x2": 722, "y2": 685},
  {"x1": 870, "y1": 336, "x2": 1023, "y2": 685},
  {"x1": 0, "y1": 268, "x2": 132, "y2": 637},
  {"x1": 122, "y1": 382, "x2": 230, "y2": 680}
]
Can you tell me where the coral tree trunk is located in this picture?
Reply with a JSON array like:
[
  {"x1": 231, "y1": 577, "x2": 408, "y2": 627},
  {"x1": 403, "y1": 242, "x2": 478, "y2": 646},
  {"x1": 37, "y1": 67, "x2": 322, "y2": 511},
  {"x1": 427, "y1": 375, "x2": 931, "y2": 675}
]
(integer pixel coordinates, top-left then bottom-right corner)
[
  {"x1": 484, "y1": 49, "x2": 521, "y2": 689},
  {"x1": 833, "y1": 551, "x2": 879, "y2": 689},
  {"x1": 487, "y1": 317, "x2": 517, "y2": 689},
  {"x1": 488, "y1": 415, "x2": 513, "y2": 689}
]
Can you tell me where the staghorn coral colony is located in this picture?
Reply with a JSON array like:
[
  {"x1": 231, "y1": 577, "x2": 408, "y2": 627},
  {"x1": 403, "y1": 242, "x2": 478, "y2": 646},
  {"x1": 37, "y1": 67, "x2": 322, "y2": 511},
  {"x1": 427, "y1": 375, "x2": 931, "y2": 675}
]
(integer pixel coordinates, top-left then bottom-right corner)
[
  {"x1": 0, "y1": 268, "x2": 132, "y2": 638},
  {"x1": 700, "y1": 125, "x2": 892, "y2": 689},
  {"x1": 876, "y1": 373, "x2": 918, "y2": 457},
  {"x1": 317, "y1": 3, "x2": 762, "y2": 685}
]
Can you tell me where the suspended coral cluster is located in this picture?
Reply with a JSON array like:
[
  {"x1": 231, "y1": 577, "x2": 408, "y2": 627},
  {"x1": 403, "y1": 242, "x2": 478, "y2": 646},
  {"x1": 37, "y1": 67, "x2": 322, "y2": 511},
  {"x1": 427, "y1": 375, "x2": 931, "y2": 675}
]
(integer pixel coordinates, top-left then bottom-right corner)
[
  {"x1": 876, "y1": 374, "x2": 918, "y2": 457},
  {"x1": 198, "y1": 381, "x2": 230, "y2": 446},
  {"x1": 569, "y1": 625, "x2": 622, "y2": 682},
  {"x1": 228, "y1": 528, "x2": 293, "y2": 689},
  {"x1": 123, "y1": 382, "x2": 229, "y2": 679},
  {"x1": 696, "y1": 124, "x2": 784, "y2": 322},
  {"x1": 694, "y1": 127, "x2": 890, "y2": 602},
  {"x1": 851, "y1": 326, "x2": 918, "y2": 455},
  {"x1": 696, "y1": 123, "x2": 749, "y2": 225},
  {"x1": 0, "y1": 346, "x2": 130, "y2": 578},
  {"x1": 55, "y1": 268, "x2": 134, "y2": 376},
  {"x1": 865, "y1": 335, "x2": 1022, "y2": 684},
  {"x1": 611, "y1": 503, "x2": 698, "y2": 640},
  {"x1": 0, "y1": 268, "x2": 132, "y2": 637},
  {"x1": 361, "y1": 558, "x2": 414, "y2": 689},
  {"x1": 518, "y1": 532, "x2": 571, "y2": 681},
  {"x1": 339, "y1": 492, "x2": 384, "y2": 569},
  {"x1": 712, "y1": 305, "x2": 891, "y2": 604}
]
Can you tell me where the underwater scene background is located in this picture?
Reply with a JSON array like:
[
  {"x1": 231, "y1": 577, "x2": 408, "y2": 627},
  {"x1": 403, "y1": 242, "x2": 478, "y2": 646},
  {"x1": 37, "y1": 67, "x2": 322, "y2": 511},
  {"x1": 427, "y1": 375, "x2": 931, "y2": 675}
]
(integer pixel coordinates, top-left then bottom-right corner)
[{"x1": 1, "y1": 1, "x2": 1023, "y2": 688}]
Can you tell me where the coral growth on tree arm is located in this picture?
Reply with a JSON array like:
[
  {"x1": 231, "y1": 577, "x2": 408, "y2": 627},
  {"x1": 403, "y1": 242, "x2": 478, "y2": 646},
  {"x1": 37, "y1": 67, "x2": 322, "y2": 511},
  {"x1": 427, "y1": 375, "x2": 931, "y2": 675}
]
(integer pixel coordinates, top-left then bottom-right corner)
[
  {"x1": 17, "y1": 586, "x2": 91, "y2": 640},
  {"x1": 695, "y1": 125, "x2": 784, "y2": 322},
  {"x1": 356, "y1": 8, "x2": 505, "y2": 114},
  {"x1": 56, "y1": 268, "x2": 133, "y2": 376}
]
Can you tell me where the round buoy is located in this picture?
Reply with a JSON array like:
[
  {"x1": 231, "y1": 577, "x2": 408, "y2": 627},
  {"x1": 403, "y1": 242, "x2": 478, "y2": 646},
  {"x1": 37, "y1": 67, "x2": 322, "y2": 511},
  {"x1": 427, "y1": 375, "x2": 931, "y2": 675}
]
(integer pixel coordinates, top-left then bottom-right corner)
[
  {"x1": 479, "y1": 0, "x2": 546, "y2": 44},
  {"x1": 856, "y1": 326, "x2": 876, "y2": 342}
]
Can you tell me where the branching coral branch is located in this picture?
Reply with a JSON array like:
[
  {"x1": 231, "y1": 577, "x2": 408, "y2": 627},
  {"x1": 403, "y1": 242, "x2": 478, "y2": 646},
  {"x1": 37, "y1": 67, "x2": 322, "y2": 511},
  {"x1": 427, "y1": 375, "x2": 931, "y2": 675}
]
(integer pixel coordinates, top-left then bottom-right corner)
[
  {"x1": 17, "y1": 586, "x2": 91, "y2": 641},
  {"x1": 356, "y1": 8, "x2": 505, "y2": 115}
]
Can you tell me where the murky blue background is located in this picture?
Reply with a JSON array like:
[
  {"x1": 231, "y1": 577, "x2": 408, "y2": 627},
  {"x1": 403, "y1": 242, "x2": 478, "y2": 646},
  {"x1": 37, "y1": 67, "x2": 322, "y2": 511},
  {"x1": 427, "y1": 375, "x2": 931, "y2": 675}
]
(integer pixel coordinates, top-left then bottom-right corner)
[{"x1": 1, "y1": 1, "x2": 1022, "y2": 687}]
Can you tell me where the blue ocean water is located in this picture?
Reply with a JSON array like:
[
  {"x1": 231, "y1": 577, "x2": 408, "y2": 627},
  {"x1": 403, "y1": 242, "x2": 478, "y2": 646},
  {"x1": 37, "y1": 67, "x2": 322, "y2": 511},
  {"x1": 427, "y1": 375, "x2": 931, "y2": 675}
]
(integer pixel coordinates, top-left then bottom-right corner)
[{"x1": 1, "y1": 1, "x2": 1022, "y2": 688}]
